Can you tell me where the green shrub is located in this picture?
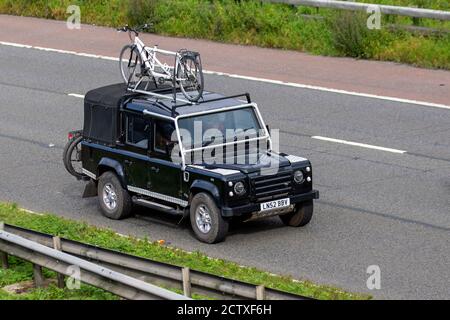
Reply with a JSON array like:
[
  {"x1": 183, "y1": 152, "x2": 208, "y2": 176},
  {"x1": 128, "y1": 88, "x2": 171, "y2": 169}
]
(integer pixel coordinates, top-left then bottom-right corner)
[
  {"x1": 127, "y1": 0, "x2": 158, "y2": 27},
  {"x1": 374, "y1": 34, "x2": 450, "y2": 69},
  {"x1": 328, "y1": 11, "x2": 370, "y2": 58}
]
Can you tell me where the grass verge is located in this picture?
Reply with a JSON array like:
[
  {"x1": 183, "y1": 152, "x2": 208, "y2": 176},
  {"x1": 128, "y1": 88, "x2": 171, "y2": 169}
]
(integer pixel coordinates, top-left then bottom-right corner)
[
  {"x1": 0, "y1": 0, "x2": 449, "y2": 70},
  {"x1": 0, "y1": 256, "x2": 118, "y2": 300},
  {"x1": 0, "y1": 203, "x2": 370, "y2": 300}
]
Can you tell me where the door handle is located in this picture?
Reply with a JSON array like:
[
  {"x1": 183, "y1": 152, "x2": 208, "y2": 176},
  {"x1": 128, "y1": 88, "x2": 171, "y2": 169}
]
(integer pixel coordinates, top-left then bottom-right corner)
[
  {"x1": 124, "y1": 160, "x2": 132, "y2": 165},
  {"x1": 151, "y1": 166, "x2": 160, "y2": 173}
]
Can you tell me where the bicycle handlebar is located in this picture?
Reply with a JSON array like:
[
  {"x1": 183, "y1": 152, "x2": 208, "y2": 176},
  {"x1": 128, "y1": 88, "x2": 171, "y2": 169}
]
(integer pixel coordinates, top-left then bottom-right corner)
[{"x1": 117, "y1": 23, "x2": 152, "y2": 34}]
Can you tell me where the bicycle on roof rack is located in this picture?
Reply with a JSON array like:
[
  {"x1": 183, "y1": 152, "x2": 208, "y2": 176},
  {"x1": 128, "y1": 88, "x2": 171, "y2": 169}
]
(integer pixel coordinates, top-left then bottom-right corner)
[{"x1": 118, "y1": 24, "x2": 204, "y2": 103}]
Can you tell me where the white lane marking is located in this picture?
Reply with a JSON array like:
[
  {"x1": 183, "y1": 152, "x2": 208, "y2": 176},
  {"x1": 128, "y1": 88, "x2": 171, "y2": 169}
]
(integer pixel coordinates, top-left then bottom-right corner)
[
  {"x1": 1, "y1": 41, "x2": 449, "y2": 110},
  {"x1": 0, "y1": 41, "x2": 120, "y2": 62},
  {"x1": 68, "y1": 93, "x2": 85, "y2": 98},
  {"x1": 0, "y1": 41, "x2": 32, "y2": 48},
  {"x1": 33, "y1": 46, "x2": 77, "y2": 55},
  {"x1": 312, "y1": 136, "x2": 407, "y2": 154}
]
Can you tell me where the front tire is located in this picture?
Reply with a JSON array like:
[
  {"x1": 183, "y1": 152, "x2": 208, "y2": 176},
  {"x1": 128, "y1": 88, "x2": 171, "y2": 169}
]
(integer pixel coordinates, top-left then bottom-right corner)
[
  {"x1": 190, "y1": 192, "x2": 228, "y2": 244},
  {"x1": 98, "y1": 171, "x2": 132, "y2": 220},
  {"x1": 279, "y1": 200, "x2": 313, "y2": 227}
]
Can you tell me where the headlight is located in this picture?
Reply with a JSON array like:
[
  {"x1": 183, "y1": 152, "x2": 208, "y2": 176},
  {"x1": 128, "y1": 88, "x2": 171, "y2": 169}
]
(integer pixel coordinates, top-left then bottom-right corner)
[
  {"x1": 234, "y1": 181, "x2": 246, "y2": 195},
  {"x1": 294, "y1": 170, "x2": 305, "y2": 184}
]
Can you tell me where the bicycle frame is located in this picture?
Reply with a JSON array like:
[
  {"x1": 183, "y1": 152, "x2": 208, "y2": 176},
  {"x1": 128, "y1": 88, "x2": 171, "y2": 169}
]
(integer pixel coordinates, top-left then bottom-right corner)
[{"x1": 133, "y1": 36, "x2": 181, "y2": 81}]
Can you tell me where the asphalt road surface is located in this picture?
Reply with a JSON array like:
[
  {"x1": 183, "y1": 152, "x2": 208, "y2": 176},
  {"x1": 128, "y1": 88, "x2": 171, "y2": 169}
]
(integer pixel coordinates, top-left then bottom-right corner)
[{"x1": 0, "y1": 44, "x2": 449, "y2": 299}]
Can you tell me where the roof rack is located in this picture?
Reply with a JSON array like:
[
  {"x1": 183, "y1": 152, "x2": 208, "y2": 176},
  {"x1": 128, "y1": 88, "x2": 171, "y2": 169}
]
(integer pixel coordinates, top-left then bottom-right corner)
[
  {"x1": 126, "y1": 77, "x2": 193, "y2": 106},
  {"x1": 126, "y1": 78, "x2": 252, "y2": 116},
  {"x1": 168, "y1": 92, "x2": 252, "y2": 117},
  {"x1": 175, "y1": 92, "x2": 252, "y2": 109}
]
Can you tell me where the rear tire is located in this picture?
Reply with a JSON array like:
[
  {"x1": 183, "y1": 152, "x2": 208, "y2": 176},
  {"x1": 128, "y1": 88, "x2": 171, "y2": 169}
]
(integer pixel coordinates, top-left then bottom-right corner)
[
  {"x1": 98, "y1": 171, "x2": 132, "y2": 220},
  {"x1": 119, "y1": 45, "x2": 144, "y2": 85},
  {"x1": 190, "y1": 192, "x2": 228, "y2": 244},
  {"x1": 177, "y1": 54, "x2": 204, "y2": 102},
  {"x1": 279, "y1": 200, "x2": 313, "y2": 227}
]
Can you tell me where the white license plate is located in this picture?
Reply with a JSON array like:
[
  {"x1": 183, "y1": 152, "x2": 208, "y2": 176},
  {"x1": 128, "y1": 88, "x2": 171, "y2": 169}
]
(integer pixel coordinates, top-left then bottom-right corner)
[{"x1": 260, "y1": 198, "x2": 290, "y2": 212}]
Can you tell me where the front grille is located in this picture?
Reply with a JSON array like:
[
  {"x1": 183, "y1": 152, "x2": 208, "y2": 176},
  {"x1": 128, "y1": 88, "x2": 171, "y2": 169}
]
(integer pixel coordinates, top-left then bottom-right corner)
[{"x1": 251, "y1": 171, "x2": 292, "y2": 201}]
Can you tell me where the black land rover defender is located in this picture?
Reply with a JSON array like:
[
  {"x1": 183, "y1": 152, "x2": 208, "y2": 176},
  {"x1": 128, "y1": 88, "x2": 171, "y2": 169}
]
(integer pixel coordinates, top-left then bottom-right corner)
[{"x1": 66, "y1": 83, "x2": 319, "y2": 243}]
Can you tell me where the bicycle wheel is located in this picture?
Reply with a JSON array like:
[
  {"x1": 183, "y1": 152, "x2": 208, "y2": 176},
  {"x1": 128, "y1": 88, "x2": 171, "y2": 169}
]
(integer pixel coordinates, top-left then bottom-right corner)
[
  {"x1": 63, "y1": 135, "x2": 85, "y2": 180},
  {"x1": 177, "y1": 54, "x2": 204, "y2": 102},
  {"x1": 119, "y1": 45, "x2": 144, "y2": 85}
]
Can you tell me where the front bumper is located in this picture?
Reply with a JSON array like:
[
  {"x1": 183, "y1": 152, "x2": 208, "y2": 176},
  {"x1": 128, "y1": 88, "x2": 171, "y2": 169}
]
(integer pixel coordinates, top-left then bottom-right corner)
[{"x1": 221, "y1": 190, "x2": 319, "y2": 217}]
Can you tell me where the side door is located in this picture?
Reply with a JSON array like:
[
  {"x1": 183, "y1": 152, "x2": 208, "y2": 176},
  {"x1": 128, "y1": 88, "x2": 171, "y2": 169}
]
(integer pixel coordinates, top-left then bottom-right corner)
[
  {"x1": 148, "y1": 118, "x2": 185, "y2": 206},
  {"x1": 121, "y1": 113, "x2": 152, "y2": 191}
]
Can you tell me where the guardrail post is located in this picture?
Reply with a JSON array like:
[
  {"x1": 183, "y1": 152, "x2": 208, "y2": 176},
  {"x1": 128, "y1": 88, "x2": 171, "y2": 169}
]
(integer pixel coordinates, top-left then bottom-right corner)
[
  {"x1": 53, "y1": 236, "x2": 65, "y2": 288},
  {"x1": 0, "y1": 252, "x2": 8, "y2": 269},
  {"x1": 0, "y1": 222, "x2": 8, "y2": 269},
  {"x1": 33, "y1": 264, "x2": 45, "y2": 288},
  {"x1": 411, "y1": 5, "x2": 419, "y2": 26},
  {"x1": 182, "y1": 267, "x2": 192, "y2": 298},
  {"x1": 256, "y1": 285, "x2": 266, "y2": 300}
]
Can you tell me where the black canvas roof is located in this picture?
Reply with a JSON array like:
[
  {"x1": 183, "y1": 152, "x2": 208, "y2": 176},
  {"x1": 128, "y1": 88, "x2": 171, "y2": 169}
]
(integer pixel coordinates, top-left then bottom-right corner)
[
  {"x1": 84, "y1": 82, "x2": 178, "y2": 107},
  {"x1": 85, "y1": 83, "x2": 131, "y2": 108}
]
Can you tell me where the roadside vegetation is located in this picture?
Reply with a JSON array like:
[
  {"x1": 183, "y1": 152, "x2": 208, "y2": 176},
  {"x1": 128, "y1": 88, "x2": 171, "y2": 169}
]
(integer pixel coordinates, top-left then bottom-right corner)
[
  {"x1": 0, "y1": 258, "x2": 118, "y2": 300},
  {"x1": 0, "y1": 0, "x2": 449, "y2": 69},
  {"x1": 0, "y1": 203, "x2": 370, "y2": 300}
]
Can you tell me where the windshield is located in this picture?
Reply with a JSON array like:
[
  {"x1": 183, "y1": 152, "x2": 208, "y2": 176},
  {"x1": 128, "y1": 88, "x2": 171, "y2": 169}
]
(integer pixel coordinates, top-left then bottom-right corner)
[{"x1": 177, "y1": 107, "x2": 263, "y2": 150}]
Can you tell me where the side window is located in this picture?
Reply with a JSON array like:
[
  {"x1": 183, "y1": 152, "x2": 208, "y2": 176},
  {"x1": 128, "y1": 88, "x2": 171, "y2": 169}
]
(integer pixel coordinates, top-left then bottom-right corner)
[
  {"x1": 154, "y1": 120, "x2": 176, "y2": 154},
  {"x1": 126, "y1": 115, "x2": 150, "y2": 149}
]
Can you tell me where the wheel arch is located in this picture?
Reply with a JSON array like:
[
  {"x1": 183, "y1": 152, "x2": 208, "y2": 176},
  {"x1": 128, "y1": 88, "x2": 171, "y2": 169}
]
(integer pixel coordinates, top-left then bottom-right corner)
[
  {"x1": 97, "y1": 158, "x2": 127, "y2": 188},
  {"x1": 189, "y1": 180, "x2": 221, "y2": 207}
]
